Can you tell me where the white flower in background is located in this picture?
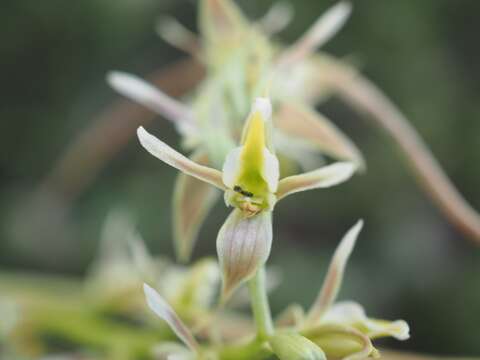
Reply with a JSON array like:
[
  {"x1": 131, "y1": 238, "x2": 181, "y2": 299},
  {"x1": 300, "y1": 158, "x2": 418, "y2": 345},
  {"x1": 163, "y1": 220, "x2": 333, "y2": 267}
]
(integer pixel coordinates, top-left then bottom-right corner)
[
  {"x1": 108, "y1": 0, "x2": 363, "y2": 265},
  {"x1": 137, "y1": 97, "x2": 355, "y2": 299},
  {"x1": 85, "y1": 209, "x2": 222, "y2": 323}
]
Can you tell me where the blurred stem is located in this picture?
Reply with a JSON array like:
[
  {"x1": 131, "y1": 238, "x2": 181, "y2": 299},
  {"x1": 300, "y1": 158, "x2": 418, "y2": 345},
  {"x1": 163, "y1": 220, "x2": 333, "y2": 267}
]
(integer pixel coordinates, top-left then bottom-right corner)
[
  {"x1": 13, "y1": 300, "x2": 162, "y2": 360},
  {"x1": 323, "y1": 59, "x2": 480, "y2": 244},
  {"x1": 218, "y1": 337, "x2": 272, "y2": 360},
  {"x1": 248, "y1": 267, "x2": 273, "y2": 340}
]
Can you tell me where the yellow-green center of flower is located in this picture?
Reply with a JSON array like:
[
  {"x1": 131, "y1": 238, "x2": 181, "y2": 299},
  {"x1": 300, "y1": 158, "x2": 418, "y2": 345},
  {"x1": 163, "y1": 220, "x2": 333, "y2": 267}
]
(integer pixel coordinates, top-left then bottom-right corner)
[{"x1": 223, "y1": 106, "x2": 278, "y2": 216}]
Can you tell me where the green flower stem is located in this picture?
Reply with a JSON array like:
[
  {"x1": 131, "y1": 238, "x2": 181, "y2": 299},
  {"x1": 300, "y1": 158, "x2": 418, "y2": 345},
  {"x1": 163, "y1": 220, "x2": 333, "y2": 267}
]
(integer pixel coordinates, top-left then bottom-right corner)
[{"x1": 247, "y1": 267, "x2": 273, "y2": 340}]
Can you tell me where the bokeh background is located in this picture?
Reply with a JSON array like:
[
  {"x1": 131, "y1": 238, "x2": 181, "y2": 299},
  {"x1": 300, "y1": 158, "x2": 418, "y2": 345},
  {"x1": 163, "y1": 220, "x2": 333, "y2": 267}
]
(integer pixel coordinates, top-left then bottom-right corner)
[{"x1": 1, "y1": 0, "x2": 479, "y2": 357}]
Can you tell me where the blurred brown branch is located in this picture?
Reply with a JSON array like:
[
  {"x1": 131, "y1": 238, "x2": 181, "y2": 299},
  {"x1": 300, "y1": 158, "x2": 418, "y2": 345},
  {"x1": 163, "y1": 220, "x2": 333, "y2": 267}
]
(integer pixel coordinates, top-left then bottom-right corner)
[
  {"x1": 323, "y1": 60, "x2": 480, "y2": 244},
  {"x1": 40, "y1": 57, "x2": 204, "y2": 201}
]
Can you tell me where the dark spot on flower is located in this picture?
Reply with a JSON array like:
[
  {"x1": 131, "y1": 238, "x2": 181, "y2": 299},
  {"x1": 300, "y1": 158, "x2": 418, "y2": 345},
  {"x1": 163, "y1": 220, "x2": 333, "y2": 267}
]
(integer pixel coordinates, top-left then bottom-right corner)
[{"x1": 234, "y1": 185, "x2": 254, "y2": 197}]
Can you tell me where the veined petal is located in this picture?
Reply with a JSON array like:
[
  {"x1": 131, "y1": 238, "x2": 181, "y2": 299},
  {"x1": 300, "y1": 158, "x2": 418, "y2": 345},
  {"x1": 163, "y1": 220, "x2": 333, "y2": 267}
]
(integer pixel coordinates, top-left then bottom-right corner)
[
  {"x1": 107, "y1": 72, "x2": 195, "y2": 135},
  {"x1": 278, "y1": 1, "x2": 352, "y2": 66},
  {"x1": 144, "y1": 284, "x2": 199, "y2": 352},
  {"x1": 322, "y1": 302, "x2": 410, "y2": 341},
  {"x1": 276, "y1": 162, "x2": 355, "y2": 201},
  {"x1": 173, "y1": 151, "x2": 220, "y2": 262},
  {"x1": 275, "y1": 103, "x2": 365, "y2": 169},
  {"x1": 306, "y1": 221, "x2": 363, "y2": 324},
  {"x1": 137, "y1": 127, "x2": 225, "y2": 190},
  {"x1": 217, "y1": 209, "x2": 273, "y2": 301},
  {"x1": 270, "y1": 332, "x2": 326, "y2": 360}
]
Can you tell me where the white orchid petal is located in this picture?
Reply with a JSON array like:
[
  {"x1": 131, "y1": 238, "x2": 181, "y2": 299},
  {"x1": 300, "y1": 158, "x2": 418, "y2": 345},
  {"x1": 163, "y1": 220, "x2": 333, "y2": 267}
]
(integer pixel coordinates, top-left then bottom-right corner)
[
  {"x1": 263, "y1": 148, "x2": 280, "y2": 192},
  {"x1": 278, "y1": 1, "x2": 352, "y2": 66},
  {"x1": 222, "y1": 146, "x2": 243, "y2": 189},
  {"x1": 367, "y1": 319, "x2": 410, "y2": 341},
  {"x1": 307, "y1": 221, "x2": 363, "y2": 323},
  {"x1": 304, "y1": 1, "x2": 352, "y2": 47},
  {"x1": 275, "y1": 103, "x2": 365, "y2": 169},
  {"x1": 322, "y1": 301, "x2": 410, "y2": 341},
  {"x1": 253, "y1": 97, "x2": 272, "y2": 120},
  {"x1": 321, "y1": 301, "x2": 365, "y2": 324},
  {"x1": 258, "y1": 2, "x2": 294, "y2": 35},
  {"x1": 137, "y1": 127, "x2": 225, "y2": 190},
  {"x1": 156, "y1": 16, "x2": 200, "y2": 57},
  {"x1": 107, "y1": 71, "x2": 195, "y2": 133},
  {"x1": 277, "y1": 162, "x2": 355, "y2": 200},
  {"x1": 144, "y1": 284, "x2": 199, "y2": 352},
  {"x1": 217, "y1": 209, "x2": 273, "y2": 301}
]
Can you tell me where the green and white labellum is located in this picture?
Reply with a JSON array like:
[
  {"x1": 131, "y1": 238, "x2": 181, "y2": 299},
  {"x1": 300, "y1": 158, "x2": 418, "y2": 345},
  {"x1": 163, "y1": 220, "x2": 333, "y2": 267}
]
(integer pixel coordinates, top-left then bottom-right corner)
[{"x1": 216, "y1": 209, "x2": 273, "y2": 301}]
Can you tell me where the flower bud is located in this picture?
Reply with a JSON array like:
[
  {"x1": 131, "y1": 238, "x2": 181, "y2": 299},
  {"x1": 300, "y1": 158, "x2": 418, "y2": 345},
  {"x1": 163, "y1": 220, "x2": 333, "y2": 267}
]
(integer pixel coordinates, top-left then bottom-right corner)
[{"x1": 269, "y1": 332, "x2": 326, "y2": 360}]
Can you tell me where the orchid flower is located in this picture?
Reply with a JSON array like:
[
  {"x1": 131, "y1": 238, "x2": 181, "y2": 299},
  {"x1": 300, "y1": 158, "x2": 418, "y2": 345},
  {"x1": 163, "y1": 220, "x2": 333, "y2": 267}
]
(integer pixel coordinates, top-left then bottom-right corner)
[
  {"x1": 108, "y1": 0, "x2": 364, "y2": 264},
  {"x1": 276, "y1": 221, "x2": 410, "y2": 360},
  {"x1": 85, "y1": 210, "x2": 229, "y2": 329},
  {"x1": 137, "y1": 97, "x2": 355, "y2": 298},
  {"x1": 142, "y1": 221, "x2": 409, "y2": 360}
]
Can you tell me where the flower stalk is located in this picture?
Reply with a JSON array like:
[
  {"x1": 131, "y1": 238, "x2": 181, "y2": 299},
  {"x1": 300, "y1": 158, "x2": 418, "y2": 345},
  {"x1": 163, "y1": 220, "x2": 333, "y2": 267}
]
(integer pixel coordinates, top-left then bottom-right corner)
[{"x1": 247, "y1": 267, "x2": 273, "y2": 340}]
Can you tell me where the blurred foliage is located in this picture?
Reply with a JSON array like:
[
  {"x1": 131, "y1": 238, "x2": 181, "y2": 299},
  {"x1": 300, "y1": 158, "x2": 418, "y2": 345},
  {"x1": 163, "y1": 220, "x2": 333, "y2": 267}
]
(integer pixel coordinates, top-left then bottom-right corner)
[{"x1": 1, "y1": 0, "x2": 479, "y2": 357}]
